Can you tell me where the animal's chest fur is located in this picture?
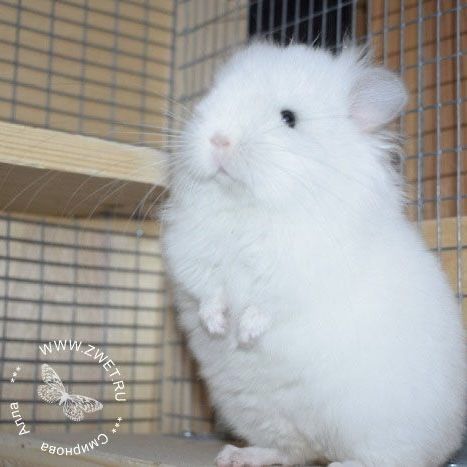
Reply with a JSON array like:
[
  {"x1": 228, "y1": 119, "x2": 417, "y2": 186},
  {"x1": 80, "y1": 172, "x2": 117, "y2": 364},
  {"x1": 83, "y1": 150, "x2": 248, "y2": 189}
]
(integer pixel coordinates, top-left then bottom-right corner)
[{"x1": 189, "y1": 209, "x2": 276, "y2": 307}]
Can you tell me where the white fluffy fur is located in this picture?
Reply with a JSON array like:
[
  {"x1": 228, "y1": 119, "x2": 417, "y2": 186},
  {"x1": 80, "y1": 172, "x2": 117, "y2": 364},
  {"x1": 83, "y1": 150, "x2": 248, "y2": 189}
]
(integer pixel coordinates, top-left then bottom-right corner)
[{"x1": 162, "y1": 43, "x2": 466, "y2": 466}]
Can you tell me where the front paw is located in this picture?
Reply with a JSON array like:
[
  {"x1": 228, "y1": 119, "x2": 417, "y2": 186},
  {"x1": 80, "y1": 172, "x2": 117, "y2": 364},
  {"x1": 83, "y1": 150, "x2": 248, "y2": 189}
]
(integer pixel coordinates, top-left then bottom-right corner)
[
  {"x1": 199, "y1": 304, "x2": 227, "y2": 335},
  {"x1": 199, "y1": 290, "x2": 227, "y2": 336},
  {"x1": 238, "y1": 306, "x2": 269, "y2": 346}
]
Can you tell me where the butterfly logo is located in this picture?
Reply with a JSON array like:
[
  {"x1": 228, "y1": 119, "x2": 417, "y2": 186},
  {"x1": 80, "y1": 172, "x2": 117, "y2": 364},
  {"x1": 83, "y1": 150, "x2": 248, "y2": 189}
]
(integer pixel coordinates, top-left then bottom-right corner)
[{"x1": 37, "y1": 363, "x2": 103, "y2": 422}]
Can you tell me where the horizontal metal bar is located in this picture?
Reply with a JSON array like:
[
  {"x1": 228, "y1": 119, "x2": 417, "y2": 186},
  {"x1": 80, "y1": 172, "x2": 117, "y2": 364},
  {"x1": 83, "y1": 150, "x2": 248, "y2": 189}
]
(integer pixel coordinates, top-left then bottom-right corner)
[
  {"x1": 105, "y1": 0, "x2": 173, "y2": 17},
  {"x1": 405, "y1": 146, "x2": 467, "y2": 160},
  {"x1": 0, "y1": 397, "x2": 162, "y2": 405},
  {"x1": 0, "y1": 316, "x2": 164, "y2": 331},
  {"x1": 405, "y1": 195, "x2": 467, "y2": 205},
  {"x1": 0, "y1": 356, "x2": 162, "y2": 366},
  {"x1": 164, "y1": 412, "x2": 213, "y2": 422},
  {"x1": 0, "y1": 377, "x2": 163, "y2": 385},
  {"x1": 0, "y1": 337, "x2": 164, "y2": 348},
  {"x1": 0, "y1": 236, "x2": 162, "y2": 258},
  {"x1": 169, "y1": 376, "x2": 201, "y2": 383},
  {"x1": 397, "y1": 53, "x2": 467, "y2": 73},
  {"x1": 0, "y1": 255, "x2": 164, "y2": 277},
  {"x1": 0, "y1": 417, "x2": 162, "y2": 424},
  {"x1": 426, "y1": 245, "x2": 467, "y2": 254},
  {"x1": 0, "y1": 215, "x2": 159, "y2": 239},
  {"x1": 0, "y1": 96, "x2": 168, "y2": 138},
  {"x1": 0, "y1": 295, "x2": 164, "y2": 312},
  {"x1": 1, "y1": 275, "x2": 164, "y2": 294}
]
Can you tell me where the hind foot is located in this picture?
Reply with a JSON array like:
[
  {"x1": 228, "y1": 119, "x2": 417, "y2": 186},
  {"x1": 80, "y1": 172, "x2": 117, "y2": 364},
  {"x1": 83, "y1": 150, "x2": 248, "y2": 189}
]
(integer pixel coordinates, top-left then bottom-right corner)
[{"x1": 215, "y1": 444, "x2": 292, "y2": 466}]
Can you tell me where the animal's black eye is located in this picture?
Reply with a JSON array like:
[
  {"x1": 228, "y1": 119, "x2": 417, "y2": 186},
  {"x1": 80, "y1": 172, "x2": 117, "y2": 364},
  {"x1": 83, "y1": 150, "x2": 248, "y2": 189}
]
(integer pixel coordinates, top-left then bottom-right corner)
[{"x1": 281, "y1": 109, "x2": 296, "y2": 128}]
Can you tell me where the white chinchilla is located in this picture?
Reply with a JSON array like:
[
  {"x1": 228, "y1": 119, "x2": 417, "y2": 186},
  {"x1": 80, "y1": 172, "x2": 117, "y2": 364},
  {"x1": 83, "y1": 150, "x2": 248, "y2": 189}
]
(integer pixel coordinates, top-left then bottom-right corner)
[{"x1": 161, "y1": 42, "x2": 466, "y2": 466}]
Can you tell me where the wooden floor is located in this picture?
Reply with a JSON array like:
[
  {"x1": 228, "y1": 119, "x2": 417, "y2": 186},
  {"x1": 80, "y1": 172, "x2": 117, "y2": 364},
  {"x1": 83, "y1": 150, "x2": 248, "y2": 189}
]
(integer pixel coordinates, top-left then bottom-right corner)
[{"x1": 0, "y1": 432, "x2": 226, "y2": 467}]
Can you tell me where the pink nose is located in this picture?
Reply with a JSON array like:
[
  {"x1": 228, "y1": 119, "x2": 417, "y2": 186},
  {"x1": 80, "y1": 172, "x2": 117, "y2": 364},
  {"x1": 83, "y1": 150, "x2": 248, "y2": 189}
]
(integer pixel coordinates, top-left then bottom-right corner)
[{"x1": 210, "y1": 133, "x2": 230, "y2": 149}]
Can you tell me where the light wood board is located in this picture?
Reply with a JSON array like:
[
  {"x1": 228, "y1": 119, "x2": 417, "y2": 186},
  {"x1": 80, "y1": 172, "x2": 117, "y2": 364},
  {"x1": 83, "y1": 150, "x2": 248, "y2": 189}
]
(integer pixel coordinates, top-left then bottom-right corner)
[
  {"x1": 0, "y1": 432, "x2": 226, "y2": 467},
  {"x1": 0, "y1": 121, "x2": 168, "y2": 217}
]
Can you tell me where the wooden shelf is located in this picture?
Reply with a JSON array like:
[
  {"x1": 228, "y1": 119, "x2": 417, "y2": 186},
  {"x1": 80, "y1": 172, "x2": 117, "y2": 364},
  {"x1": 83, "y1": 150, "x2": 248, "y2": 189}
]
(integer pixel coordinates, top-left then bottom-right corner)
[{"x1": 0, "y1": 121, "x2": 168, "y2": 218}]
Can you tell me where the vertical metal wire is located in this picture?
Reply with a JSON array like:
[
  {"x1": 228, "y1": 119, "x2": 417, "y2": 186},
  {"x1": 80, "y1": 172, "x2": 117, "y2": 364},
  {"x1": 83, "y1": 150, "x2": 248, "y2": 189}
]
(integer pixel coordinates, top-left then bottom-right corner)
[
  {"x1": 139, "y1": 0, "x2": 151, "y2": 145},
  {"x1": 306, "y1": 1, "x2": 315, "y2": 45},
  {"x1": 181, "y1": 0, "x2": 190, "y2": 116},
  {"x1": 280, "y1": 1, "x2": 288, "y2": 45},
  {"x1": 30, "y1": 221, "x2": 46, "y2": 429},
  {"x1": 191, "y1": 2, "x2": 198, "y2": 103},
  {"x1": 416, "y1": 0, "x2": 425, "y2": 223},
  {"x1": 199, "y1": 0, "x2": 208, "y2": 109},
  {"x1": 455, "y1": 0, "x2": 463, "y2": 309},
  {"x1": 211, "y1": 1, "x2": 220, "y2": 80},
  {"x1": 128, "y1": 232, "x2": 140, "y2": 434},
  {"x1": 268, "y1": 0, "x2": 276, "y2": 41},
  {"x1": 321, "y1": 0, "x2": 328, "y2": 47},
  {"x1": 66, "y1": 223, "x2": 79, "y2": 433},
  {"x1": 398, "y1": 0, "x2": 406, "y2": 178},
  {"x1": 77, "y1": 0, "x2": 89, "y2": 134},
  {"x1": 109, "y1": 0, "x2": 121, "y2": 138},
  {"x1": 234, "y1": 0, "x2": 242, "y2": 45},
  {"x1": 336, "y1": 0, "x2": 343, "y2": 49},
  {"x1": 366, "y1": 0, "x2": 372, "y2": 46},
  {"x1": 166, "y1": 0, "x2": 179, "y2": 434},
  {"x1": 350, "y1": 0, "x2": 357, "y2": 43},
  {"x1": 9, "y1": 0, "x2": 22, "y2": 122},
  {"x1": 435, "y1": 0, "x2": 442, "y2": 252},
  {"x1": 293, "y1": 0, "x2": 300, "y2": 41},
  {"x1": 98, "y1": 222, "x2": 112, "y2": 432},
  {"x1": 257, "y1": 0, "x2": 264, "y2": 35},
  {"x1": 44, "y1": 0, "x2": 57, "y2": 128},
  {"x1": 381, "y1": 0, "x2": 388, "y2": 65}
]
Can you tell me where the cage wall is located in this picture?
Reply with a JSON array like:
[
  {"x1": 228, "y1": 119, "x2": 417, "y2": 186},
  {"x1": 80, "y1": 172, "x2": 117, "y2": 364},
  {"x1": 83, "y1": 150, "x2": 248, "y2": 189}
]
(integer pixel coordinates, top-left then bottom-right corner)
[{"x1": 0, "y1": 0, "x2": 465, "y2": 443}]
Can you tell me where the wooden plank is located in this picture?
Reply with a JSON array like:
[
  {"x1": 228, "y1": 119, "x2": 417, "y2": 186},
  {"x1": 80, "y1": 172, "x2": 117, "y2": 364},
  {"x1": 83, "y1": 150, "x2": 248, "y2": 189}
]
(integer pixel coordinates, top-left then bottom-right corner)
[
  {"x1": 0, "y1": 432, "x2": 225, "y2": 467},
  {"x1": 0, "y1": 122, "x2": 167, "y2": 217}
]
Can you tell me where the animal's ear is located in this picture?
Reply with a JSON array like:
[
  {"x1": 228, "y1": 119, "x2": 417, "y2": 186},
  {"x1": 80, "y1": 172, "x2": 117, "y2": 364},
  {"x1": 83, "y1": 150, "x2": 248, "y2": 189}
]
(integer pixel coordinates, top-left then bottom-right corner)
[{"x1": 349, "y1": 67, "x2": 407, "y2": 131}]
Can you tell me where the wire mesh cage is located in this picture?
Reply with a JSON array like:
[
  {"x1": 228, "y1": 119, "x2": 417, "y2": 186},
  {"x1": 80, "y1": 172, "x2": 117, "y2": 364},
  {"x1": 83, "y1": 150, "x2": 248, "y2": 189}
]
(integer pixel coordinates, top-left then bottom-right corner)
[{"x1": 0, "y1": 0, "x2": 465, "y2": 465}]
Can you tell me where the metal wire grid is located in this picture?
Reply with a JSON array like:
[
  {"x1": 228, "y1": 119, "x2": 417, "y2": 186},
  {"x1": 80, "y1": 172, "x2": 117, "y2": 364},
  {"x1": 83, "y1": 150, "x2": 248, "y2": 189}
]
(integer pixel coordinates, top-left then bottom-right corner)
[
  {"x1": 369, "y1": 0, "x2": 465, "y2": 314},
  {"x1": 0, "y1": 0, "x2": 173, "y2": 147},
  {"x1": 367, "y1": 1, "x2": 466, "y2": 224},
  {"x1": 0, "y1": 215, "x2": 166, "y2": 434}
]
